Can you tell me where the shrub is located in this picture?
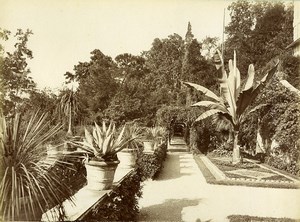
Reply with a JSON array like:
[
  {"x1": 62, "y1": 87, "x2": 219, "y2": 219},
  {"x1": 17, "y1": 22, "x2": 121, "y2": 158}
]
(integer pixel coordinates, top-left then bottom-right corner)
[
  {"x1": 239, "y1": 78, "x2": 300, "y2": 175},
  {"x1": 281, "y1": 54, "x2": 300, "y2": 89},
  {"x1": 137, "y1": 143, "x2": 167, "y2": 181}
]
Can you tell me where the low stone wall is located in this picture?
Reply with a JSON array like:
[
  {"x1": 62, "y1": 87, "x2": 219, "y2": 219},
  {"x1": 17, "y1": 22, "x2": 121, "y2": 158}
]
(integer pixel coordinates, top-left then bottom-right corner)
[{"x1": 42, "y1": 142, "x2": 168, "y2": 221}]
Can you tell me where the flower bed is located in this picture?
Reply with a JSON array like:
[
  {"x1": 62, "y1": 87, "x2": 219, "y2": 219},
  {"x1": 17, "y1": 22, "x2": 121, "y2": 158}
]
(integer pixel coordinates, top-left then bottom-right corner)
[
  {"x1": 208, "y1": 155, "x2": 294, "y2": 183},
  {"x1": 194, "y1": 153, "x2": 299, "y2": 189},
  {"x1": 227, "y1": 215, "x2": 297, "y2": 222}
]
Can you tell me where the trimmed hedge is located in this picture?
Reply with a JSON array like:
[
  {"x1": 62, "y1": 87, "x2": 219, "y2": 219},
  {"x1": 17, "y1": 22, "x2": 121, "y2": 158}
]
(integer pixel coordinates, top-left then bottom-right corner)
[{"x1": 137, "y1": 143, "x2": 167, "y2": 181}]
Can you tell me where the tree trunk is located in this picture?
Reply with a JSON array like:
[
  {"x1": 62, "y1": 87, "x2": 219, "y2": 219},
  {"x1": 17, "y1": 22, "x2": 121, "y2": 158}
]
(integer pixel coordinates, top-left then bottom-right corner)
[
  {"x1": 67, "y1": 106, "x2": 72, "y2": 136},
  {"x1": 232, "y1": 130, "x2": 241, "y2": 164}
]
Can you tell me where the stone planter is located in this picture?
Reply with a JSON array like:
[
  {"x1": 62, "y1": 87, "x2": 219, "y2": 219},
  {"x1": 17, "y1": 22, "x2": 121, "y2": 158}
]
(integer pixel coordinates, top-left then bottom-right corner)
[
  {"x1": 85, "y1": 160, "x2": 120, "y2": 190},
  {"x1": 143, "y1": 140, "x2": 154, "y2": 152},
  {"x1": 117, "y1": 149, "x2": 137, "y2": 169}
]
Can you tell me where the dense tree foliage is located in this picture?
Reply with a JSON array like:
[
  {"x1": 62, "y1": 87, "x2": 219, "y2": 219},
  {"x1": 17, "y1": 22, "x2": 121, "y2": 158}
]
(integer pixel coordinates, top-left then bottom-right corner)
[
  {"x1": 65, "y1": 50, "x2": 118, "y2": 123},
  {"x1": 0, "y1": 29, "x2": 36, "y2": 116},
  {"x1": 104, "y1": 54, "x2": 150, "y2": 123},
  {"x1": 239, "y1": 78, "x2": 300, "y2": 175},
  {"x1": 225, "y1": 0, "x2": 293, "y2": 76},
  {"x1": 63, "y1": 24, "x2": 216, "y2": 126}
]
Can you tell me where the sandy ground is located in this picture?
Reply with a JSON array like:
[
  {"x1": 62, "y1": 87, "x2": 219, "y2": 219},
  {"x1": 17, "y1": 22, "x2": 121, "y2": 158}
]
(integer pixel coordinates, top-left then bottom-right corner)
[{"x1": 138, "y1": 142, "x2": 300, "y2": 222}]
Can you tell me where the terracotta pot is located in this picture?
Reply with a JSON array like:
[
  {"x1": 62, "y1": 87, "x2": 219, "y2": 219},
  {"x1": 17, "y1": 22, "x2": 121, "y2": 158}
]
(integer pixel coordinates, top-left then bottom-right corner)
[
  {"x1": 85, "y1": 160, "x2": 120, "y2": 190},
  {"x1": 143, "y1": 140, "x2": 154, "y2": 152},
  {"x1": 117, "y1": 149, "x2": 137, "y2": 169}
]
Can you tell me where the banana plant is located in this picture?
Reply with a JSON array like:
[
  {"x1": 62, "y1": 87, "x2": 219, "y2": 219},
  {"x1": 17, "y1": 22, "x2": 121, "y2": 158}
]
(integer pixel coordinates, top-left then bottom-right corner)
[{"x1": 184, "y1": 51, "x2": 278, "y2": 164}]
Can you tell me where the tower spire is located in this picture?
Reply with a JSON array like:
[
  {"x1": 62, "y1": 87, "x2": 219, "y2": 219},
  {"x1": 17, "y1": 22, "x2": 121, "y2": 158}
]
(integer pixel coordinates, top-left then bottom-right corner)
[{"x1": 185, "y1": 22, "x2": 194, "y2": 43}]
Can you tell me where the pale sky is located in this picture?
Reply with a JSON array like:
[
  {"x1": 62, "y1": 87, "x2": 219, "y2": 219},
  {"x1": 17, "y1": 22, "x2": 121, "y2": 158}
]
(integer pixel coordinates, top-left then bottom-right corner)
[{"x1": 0, "y1": 0, "x2": 231, "y2": 90}]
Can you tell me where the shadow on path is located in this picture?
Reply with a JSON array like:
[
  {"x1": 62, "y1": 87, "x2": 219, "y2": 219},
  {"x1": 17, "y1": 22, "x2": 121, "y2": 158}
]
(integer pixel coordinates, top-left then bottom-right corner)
[
  {"x1": 156, "y1": 153, "x2": 193, "y2": 181},
  {"x1": 138, "y1": 198, "x2": 202, "y2": 221}
]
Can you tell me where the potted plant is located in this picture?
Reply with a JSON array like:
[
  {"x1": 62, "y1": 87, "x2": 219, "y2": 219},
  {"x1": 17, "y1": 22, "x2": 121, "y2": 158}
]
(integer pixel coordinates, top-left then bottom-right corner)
[
  {"x1": 156, "y1": 126, "x2": 167, "y2": 146},
  {"x1": 117, "y1": 123, "x2": 143, "y2": 169},
  {"x1": 74, "y1": 121, "x2": 131, "y2": 190},
  {"x1": 0, "y1": 112, "x2": 73, "y2": 221},
  {"x1": 142, "y1": 126, "x2": 166, "y2": 152}
]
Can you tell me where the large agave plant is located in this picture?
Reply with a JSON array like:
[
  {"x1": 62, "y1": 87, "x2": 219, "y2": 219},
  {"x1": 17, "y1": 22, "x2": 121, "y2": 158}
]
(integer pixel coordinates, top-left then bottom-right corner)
[
  {"x1": 184, "y1": 51, "x2": 278, "y2": 163},
  {"x1": 143, "y1": 126, "x2": 167, "y2": 148},
  {"x1": 122, "y1": 123, "x2": 143, "y2": 151},
  {"x1": 0, "y1": 112, "x2": 73, "y2": 221},
  {"x1": 77, "y1": 121, "x2": 132, "y2": 161}
]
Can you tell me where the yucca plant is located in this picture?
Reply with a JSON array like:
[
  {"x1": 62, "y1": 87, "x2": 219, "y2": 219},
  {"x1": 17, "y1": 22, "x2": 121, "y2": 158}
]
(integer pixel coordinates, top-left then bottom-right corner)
[
  {"x1": 0, "y1": 112, "x2": 74, "y2": 221},
  {"x1": 77, "y1": 121, "x2": 132, "y2": 161},
  {"x1": 184, "y1": 51, "x2": 278, "y2": 164}
]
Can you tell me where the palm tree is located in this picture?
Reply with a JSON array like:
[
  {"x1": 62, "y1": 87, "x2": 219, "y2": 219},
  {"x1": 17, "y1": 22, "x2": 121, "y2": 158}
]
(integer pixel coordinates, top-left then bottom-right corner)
[{"x1": 184, "y1": 51, "x2": 278, "y2": 164}]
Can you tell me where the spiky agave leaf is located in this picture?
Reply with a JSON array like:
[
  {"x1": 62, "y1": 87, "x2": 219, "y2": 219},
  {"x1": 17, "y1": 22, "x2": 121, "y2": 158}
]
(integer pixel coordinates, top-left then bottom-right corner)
[
  {"x1": 94, "y1": 122, "x2": 104, "y2": 152},
  {"x1": 0, "y1": 112, "x2": 73, "y2": 221},
  {"x1": 112, "y1": 125, "x2": 132, "y2": 154},
  {"x1": 75, "y1": 121, "x2": 131, "y2": 161},
  {"x1": 121, "y1": 123, "x2": 143, "y2": 151},
  {"x1": 102, "y1": 131, "x2": 113, "y2": 155}
]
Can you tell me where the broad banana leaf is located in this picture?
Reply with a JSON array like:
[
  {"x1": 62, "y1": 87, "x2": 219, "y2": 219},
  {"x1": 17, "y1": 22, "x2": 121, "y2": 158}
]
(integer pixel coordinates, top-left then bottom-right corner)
[
  {"x1": 219, "y1": 77, "x2": 237, "y2": 120},
  {"x1": 183, "y1": 82, "x2": 221, "y2": 102},
  {"x1": 236, "y1": 61, "x2": 278, "y2": 116},
  {"x1": 244, "y1": 64, "x2": 255, "y2": 91},
  {"x1": 191, "y1": 101, "x2": 228, "y2": 113},
  {"x1": 195, "y1": 109, "x2": 226, "y2": 122}
]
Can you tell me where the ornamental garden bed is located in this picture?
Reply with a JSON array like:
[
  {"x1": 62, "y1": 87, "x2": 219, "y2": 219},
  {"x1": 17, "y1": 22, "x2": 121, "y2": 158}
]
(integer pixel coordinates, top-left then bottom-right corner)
[
  {"x1": 194, "y1": 152, "x2": 300, "y2": 189},
  {"x1": 227, "y1": 215, "x2": 298, "y2": 222},
  {"x1": 208, "y1": 155, "x2": 293, "y2": 183}
]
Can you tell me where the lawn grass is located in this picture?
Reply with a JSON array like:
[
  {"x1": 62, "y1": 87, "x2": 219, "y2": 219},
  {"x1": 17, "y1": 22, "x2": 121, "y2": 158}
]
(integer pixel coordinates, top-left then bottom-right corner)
[{"x1": 227, "y1": 215, "x2": 299, "y2": 222}]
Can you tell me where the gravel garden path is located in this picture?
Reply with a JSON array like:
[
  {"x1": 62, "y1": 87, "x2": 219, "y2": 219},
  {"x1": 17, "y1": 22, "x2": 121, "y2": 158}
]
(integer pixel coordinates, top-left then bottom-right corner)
[{"x1": 138, "y1": 139, "x2": 300, "y2": 222}]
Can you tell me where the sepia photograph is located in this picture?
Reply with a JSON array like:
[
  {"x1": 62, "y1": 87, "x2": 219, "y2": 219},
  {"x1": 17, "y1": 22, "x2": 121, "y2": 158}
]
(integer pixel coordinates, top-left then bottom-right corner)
[{"x1": 0, "y1": 0, "x2": 299, "y2": 221}]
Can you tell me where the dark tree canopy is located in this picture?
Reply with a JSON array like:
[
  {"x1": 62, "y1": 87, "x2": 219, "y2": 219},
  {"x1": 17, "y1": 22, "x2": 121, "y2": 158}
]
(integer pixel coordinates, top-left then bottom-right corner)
[
  {"x1": 0, "y1": 29, "x2": 36, "y2": 116},
  {"x1": 225, "y1": 0, "x2": 293, "y2": 76}
]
